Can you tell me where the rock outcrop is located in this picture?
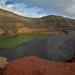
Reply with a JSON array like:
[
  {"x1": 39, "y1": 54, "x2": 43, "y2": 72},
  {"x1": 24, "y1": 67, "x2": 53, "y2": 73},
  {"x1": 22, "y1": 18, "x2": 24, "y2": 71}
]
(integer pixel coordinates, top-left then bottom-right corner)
[{"x1": 3, "y1": 56, "x2": 75, "y2": 75}]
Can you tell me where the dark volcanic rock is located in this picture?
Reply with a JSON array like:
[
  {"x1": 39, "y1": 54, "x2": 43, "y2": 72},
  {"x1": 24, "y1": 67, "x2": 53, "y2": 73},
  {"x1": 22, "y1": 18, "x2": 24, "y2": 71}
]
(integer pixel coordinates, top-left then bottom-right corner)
[{"x1": 47, "y1": 35, "x2": 75, "y2": 61}]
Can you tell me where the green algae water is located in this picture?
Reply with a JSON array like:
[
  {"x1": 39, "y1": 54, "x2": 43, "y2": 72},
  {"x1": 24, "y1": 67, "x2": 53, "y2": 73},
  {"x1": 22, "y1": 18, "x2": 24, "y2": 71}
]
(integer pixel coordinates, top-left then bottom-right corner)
[{"x1": 0, "y1": 34, "x2": 42, "y2": 48}]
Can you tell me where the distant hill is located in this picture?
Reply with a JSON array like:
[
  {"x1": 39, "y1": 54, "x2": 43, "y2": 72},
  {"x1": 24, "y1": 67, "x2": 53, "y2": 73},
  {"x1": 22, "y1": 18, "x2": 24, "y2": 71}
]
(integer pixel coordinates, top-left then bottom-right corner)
[{"x1": 0, "y1": 9, "x2": 75, "y2": 38}]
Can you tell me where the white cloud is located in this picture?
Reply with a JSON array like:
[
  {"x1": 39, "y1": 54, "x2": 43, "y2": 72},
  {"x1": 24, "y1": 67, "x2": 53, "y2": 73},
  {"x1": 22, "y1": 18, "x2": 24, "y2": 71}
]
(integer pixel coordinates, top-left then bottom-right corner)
[
  {"x1": 12, "y1": 4, "x2": 47, "y2": 17},
  {"x1": 6, "y1": 4, "x2": 16, "y2": 8},
  {"x1": 61, "y1": 0, "x2": 75, "y2": 18},
  {"x1": 1, "y1": 0, "x2": 75, "y2": 18},
  {"x1": 20, "y1": 0, "x2": 75, "y2": 18},
  {"x1": 65, "y1": 5, "x2": 75, "y2": 15},
  {"x1": 0, "y1": 0, "x2": 47, "y2": 18}
]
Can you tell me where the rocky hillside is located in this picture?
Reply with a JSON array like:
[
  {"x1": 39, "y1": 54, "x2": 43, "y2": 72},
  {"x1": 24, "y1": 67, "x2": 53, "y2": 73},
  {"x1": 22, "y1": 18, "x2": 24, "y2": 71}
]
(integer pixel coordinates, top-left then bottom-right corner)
[
  {"x1": 0, "y1": 9, "x2": 33, "y2": 38},
  {"x1": 0, "y1": 9, "x2": 75, "y2": 38},
  {"x1": 31, "y1": 15, "x2": 75, "y2": 34}
]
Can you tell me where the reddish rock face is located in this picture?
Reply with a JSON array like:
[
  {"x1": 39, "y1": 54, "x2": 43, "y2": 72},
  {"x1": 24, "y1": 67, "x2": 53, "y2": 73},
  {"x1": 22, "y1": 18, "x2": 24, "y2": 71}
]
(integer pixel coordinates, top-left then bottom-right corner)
[
  {"x1": 0, "y1": 56, "x2": 8, "y2": 75},
  {"x1": 3, "y1": 56, "x2": 75, "y2": 75},
  {"x1": 0, "y1": 68, "x2": 3, "y2": 75}
]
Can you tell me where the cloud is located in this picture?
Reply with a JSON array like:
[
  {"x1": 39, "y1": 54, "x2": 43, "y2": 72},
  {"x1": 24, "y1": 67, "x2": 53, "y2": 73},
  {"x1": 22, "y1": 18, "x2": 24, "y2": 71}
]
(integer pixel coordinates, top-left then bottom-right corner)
[
  {"x1": 17, "y1": 0, "x2": 75, "y2": 18},
  {"x1": 64, "y1": 5, "x2": 75, "y2": 15},
  {"x1": 5, "y1": 0, "x2": 15, "y2": 5},
  {"x1": 6, "y1": 4, "x2": 16, "y2": 8},
  {"x1": 13, "y1": 4, "x2": 47, "y2": 17},
  {"x1": 0, "y1": 0, "x2": 47, "y2": 17},
  {"x1": 17, "y1": 0, "x2": 71, "y2": 8},
  {"x1": 0, "y1": 0, "x2": 75, "y2": 18}
]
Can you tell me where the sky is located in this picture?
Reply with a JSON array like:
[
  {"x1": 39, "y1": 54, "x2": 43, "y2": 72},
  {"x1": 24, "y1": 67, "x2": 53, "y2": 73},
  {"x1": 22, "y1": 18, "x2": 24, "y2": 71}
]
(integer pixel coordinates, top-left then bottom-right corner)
[{"x1": 0, "y1": 0, "x2": 75, "y2": 18}]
